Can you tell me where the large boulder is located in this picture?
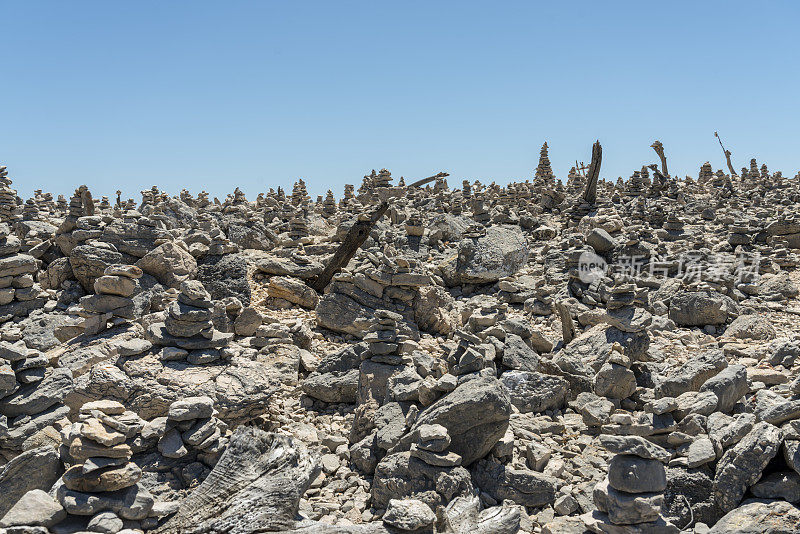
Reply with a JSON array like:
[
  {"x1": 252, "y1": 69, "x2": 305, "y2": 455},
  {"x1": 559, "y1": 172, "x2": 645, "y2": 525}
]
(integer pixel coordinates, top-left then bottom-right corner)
[
  {"x1": 0, "y1": 447, "x2": 63, "y2": 517},
  {"x1": 668, "y1": 291, "x2": 737, "y2": 326},
  {"x1": 371, "y1": 451, "x2": 472, "y2": 509},
  {"x1": 708, "y1": 499, "x2": 800, "y2": 534},
  {"x1": 197, "y1": 253, "x2": 252, "y2": 306},
  {"x1": 155, "y1": 429, "x2": 319, "y2": 534},
  {"x1": 136, "y1": 241, "x2": 197, "y2": 289},
  {"x1": 408, "y1": 376, "x2": 511, "y2": 465},
  {"x1": 500, "y1": 371, "x2": 567, "y2": 413},
  {"x1": 69, "y1": 244, "x2": 123, "y2": 292},
  {"x1": 445, "y1": 226, "x2": 529, "y2": 284},
  {"x1": 472, "y1": 459, "x2": 558, "y2": 507},
  {"x1": 714, "y1": 422, "x2": 783, "y2": 514}
]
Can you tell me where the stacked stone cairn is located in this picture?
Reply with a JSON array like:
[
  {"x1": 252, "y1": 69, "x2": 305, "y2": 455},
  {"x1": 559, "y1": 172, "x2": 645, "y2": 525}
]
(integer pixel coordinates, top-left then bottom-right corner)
[
  {"x1": 157, "y1": 396, "x2": 228, "y2": 466},
  {"x1": 363, "y1": 310, "x2": 406, "y2": 365},
  {"x1": 148, "y1": 280, "x2": 233, "y2": 359},
  {"x1": 0, "y1": 222, "x2": 43, "y2": 312},
  {"x1": 583, "y1": 434, "x2": 677, "y2": 533},
  {"x1": 57, "y1": 400, "x2": 154, "y2": 526},
  {"x1": 409, "y1": 423, "x2": 461, "y2": 468},
  {"x1": 0, "y1": 166, "x2": 21, "y2": 224},
  {"x1": 0, "y1": 340, "x2": 72, "y2": 457},
  {"x1": 79, "y1": 264, "x2": 143, "y2": 335}
]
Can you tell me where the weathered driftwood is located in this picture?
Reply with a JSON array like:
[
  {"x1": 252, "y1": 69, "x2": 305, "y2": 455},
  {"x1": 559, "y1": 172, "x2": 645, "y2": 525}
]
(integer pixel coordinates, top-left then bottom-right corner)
[
  {"x1": 408, "y1": 171, "x2": 449, "y2": 188},
  {"x1": 308, "y1": 201, "x2": 390, "y2": 293},
  {"x1": 155, "y1": 428, "x2": 320, "y2": 534},
  {"x1": 582, "y1": 141, "x2": 602, "y2": 205},
  {"x1": 308, "y1": 172, "x2": 449, "y2": 293},
  {"x1": 715, "y1": 131, "x2": 737, "y2": 176},
  {"x1": 650, "y1": 140, "x2": 669, "y2": 178}
]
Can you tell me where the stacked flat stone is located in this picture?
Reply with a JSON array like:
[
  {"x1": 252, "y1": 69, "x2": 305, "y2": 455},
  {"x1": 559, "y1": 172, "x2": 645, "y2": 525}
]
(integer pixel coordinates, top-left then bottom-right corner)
[
  {"x1": 79, "y1": 264, "x2": 142, "y2": 334},
  {"x1": 22, "y1": 198, "x2": 39, "y2": 221},
  {"x1": 462, "y1": 180, "x2": 472, "y2": 200},
  {"x1": 0, "y1": 167, "x2": 21, "y2": 224},
  {"x1": 292, "y1": 179, "x2": 310, "y2": 206},
  {"x1": 207, "y1": 227, "x2": 238, "y2": 255},
  {"x1": 471, "y1": 193, "x2": 490, "y2": 224},
  {"x1": 409, "y1": 423, "x2": 462, "y2": 467},
  {"x1": 288, "y1": 208, "x2": 310, "y2": 243},
  {"x1": 0, "y1": 339, "x2": 72, "y2": 457},
  {"x1": 404, "y1": 213, "x2": 424, "y2": 237},
  {"x1": 322, "y1": 190, "x2": 337, "y2": 217},
  {"x1": 342, "y1": 184, "x2": 355, "y2": 204},
  {"x1": 157, "y1": 396, "x2": 228, "y2": 466},
  {"x1": 251, "y1": 319, "x2": 293, "y2": 349},
  {"x1": 534, "y1": 142, "x2": 555, "y2": 186},
  {"x1": 728, "y1": 220, "x2": 753, "y2": 246},
  {"x1": 0, "y1": 222, "x2": 42, "y2": 311},
  {"x1": 698, "y1": 161, "x2": 714, "y2": 183},
  {"x1": 56, "y1": 194, "x2": 68, "y2": 212},
  {"x1": 148, "y1": 280, "x2": 233, "y2": 353},
  {"x1": 363, "y1": 310, "x2": 404, "y2": 365},
  {"x1": 625, "y1": 171, "x2": 646, "y2": 197},
  {"x1": 583, "y1": 435, "x2": 677, "y2": 533},
  {"x1": 374, "y1": 168, "x2": 393, "y2": 188},
  {"x1": 748, "y1": 158, "x2": 759, "y2": 180},
  {"x1": 57, "y1": 400, "x2": 153, "y2": 523}
]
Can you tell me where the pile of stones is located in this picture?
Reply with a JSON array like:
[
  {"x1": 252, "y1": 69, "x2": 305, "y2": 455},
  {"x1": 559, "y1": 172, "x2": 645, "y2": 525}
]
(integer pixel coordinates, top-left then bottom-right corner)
[
  {"x1": 57, "y1": 400, "x2": 154, "y2": 527},
  {"x1": 148, "y1": 280, "x2": 233, "y2": 357},
  {"x1": 79, "y1": 264, "x2": 143, "y2": 335},
  {"x1": 0, "y1": 222, "x2": 44, "y2": 317},
  {"x1": 583, "y1": 434, "x2": 678, "y2": 532},
  {"x1": 157, "y1": 396, "x2": 228, "y2": 466}
]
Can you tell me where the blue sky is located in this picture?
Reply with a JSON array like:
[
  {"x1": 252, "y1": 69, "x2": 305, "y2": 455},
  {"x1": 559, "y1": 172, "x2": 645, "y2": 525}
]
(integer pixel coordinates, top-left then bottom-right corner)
[{"x1": 1, "y1": 1, "x2": 798, "y2": 201}]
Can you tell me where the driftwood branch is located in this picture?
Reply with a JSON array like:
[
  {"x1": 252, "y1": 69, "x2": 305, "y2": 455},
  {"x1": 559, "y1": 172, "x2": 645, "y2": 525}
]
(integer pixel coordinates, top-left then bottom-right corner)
[
  {"x1": 308, "y1": 171, "x2": 448, "y2": 293},
  {"x1": 582, "y1": 141, "x2": 602, "y2": 205},
  {"x1": 650, "y1": 141, "x2": 669, "y2": 178},
  {"x1": 715, "y1": 131, "x2": 737, "y2": 176},
  {"x1": 408, "y1": 171, "x2": 449, "y2": 188},
  {"x1": 309, "y1": 201, "x2": 389, "y2": 292}
]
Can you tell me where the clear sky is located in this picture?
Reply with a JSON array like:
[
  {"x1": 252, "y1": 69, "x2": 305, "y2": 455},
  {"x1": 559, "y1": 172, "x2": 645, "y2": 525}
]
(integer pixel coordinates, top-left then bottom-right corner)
[{"x1": 1, "y1": 1, "x2": 798, "y2": 202}]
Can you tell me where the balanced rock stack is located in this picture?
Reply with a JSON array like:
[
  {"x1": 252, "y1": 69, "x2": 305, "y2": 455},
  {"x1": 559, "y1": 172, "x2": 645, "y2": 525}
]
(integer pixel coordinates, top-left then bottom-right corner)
[
  {"x1": 288, "y1": 208, "x2": 310, "y2": 244},
  {"x1": 0, "y1": 222, "x2": 44, "y2": 314},
  {"x1": 57, "y1": 400, "x2": 154, "y2": 524},
  {"x1": 363, "y1": 309, "x2": 405, "y2": 365},
  {"x1": 0, "y1": 341, "x2": 72, "y2": 456},
  {"x1": 603, "y1": 279, "x2": 651, "y2": 333},
  {"x1": 79, "y1": 264, "x2": 143, "y2": 335},
  {"x1": 148, "y1": 280, "x2": 233, "y2": 354},
  {"x1": 471, "y1": 194, "x2": 490, "y2": 224},
  {"x1": 157, "y1": 396, "x2": 228, "y2": 466},
  {"x1": 583, "y1": 434, "x2": 678, "y2": 533},
  {"x1": 0, "y1": 166, "x2": 21, "y2": 224},
  {"x1": 409, "y1": 423, "x2": 462, "y2": 468}
]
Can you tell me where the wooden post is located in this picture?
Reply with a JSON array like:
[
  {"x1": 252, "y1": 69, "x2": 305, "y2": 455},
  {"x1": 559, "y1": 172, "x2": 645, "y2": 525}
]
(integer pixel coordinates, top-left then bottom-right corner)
[{"x1": 582, "y1": 141, "x2": 602, "y2": 205}]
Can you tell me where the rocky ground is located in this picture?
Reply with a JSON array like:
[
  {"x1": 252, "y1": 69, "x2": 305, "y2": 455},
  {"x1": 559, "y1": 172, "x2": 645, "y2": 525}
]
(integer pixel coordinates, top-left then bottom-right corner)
[{"x1": 0, "y1": 151, "x2": 800, "y2": 534}]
